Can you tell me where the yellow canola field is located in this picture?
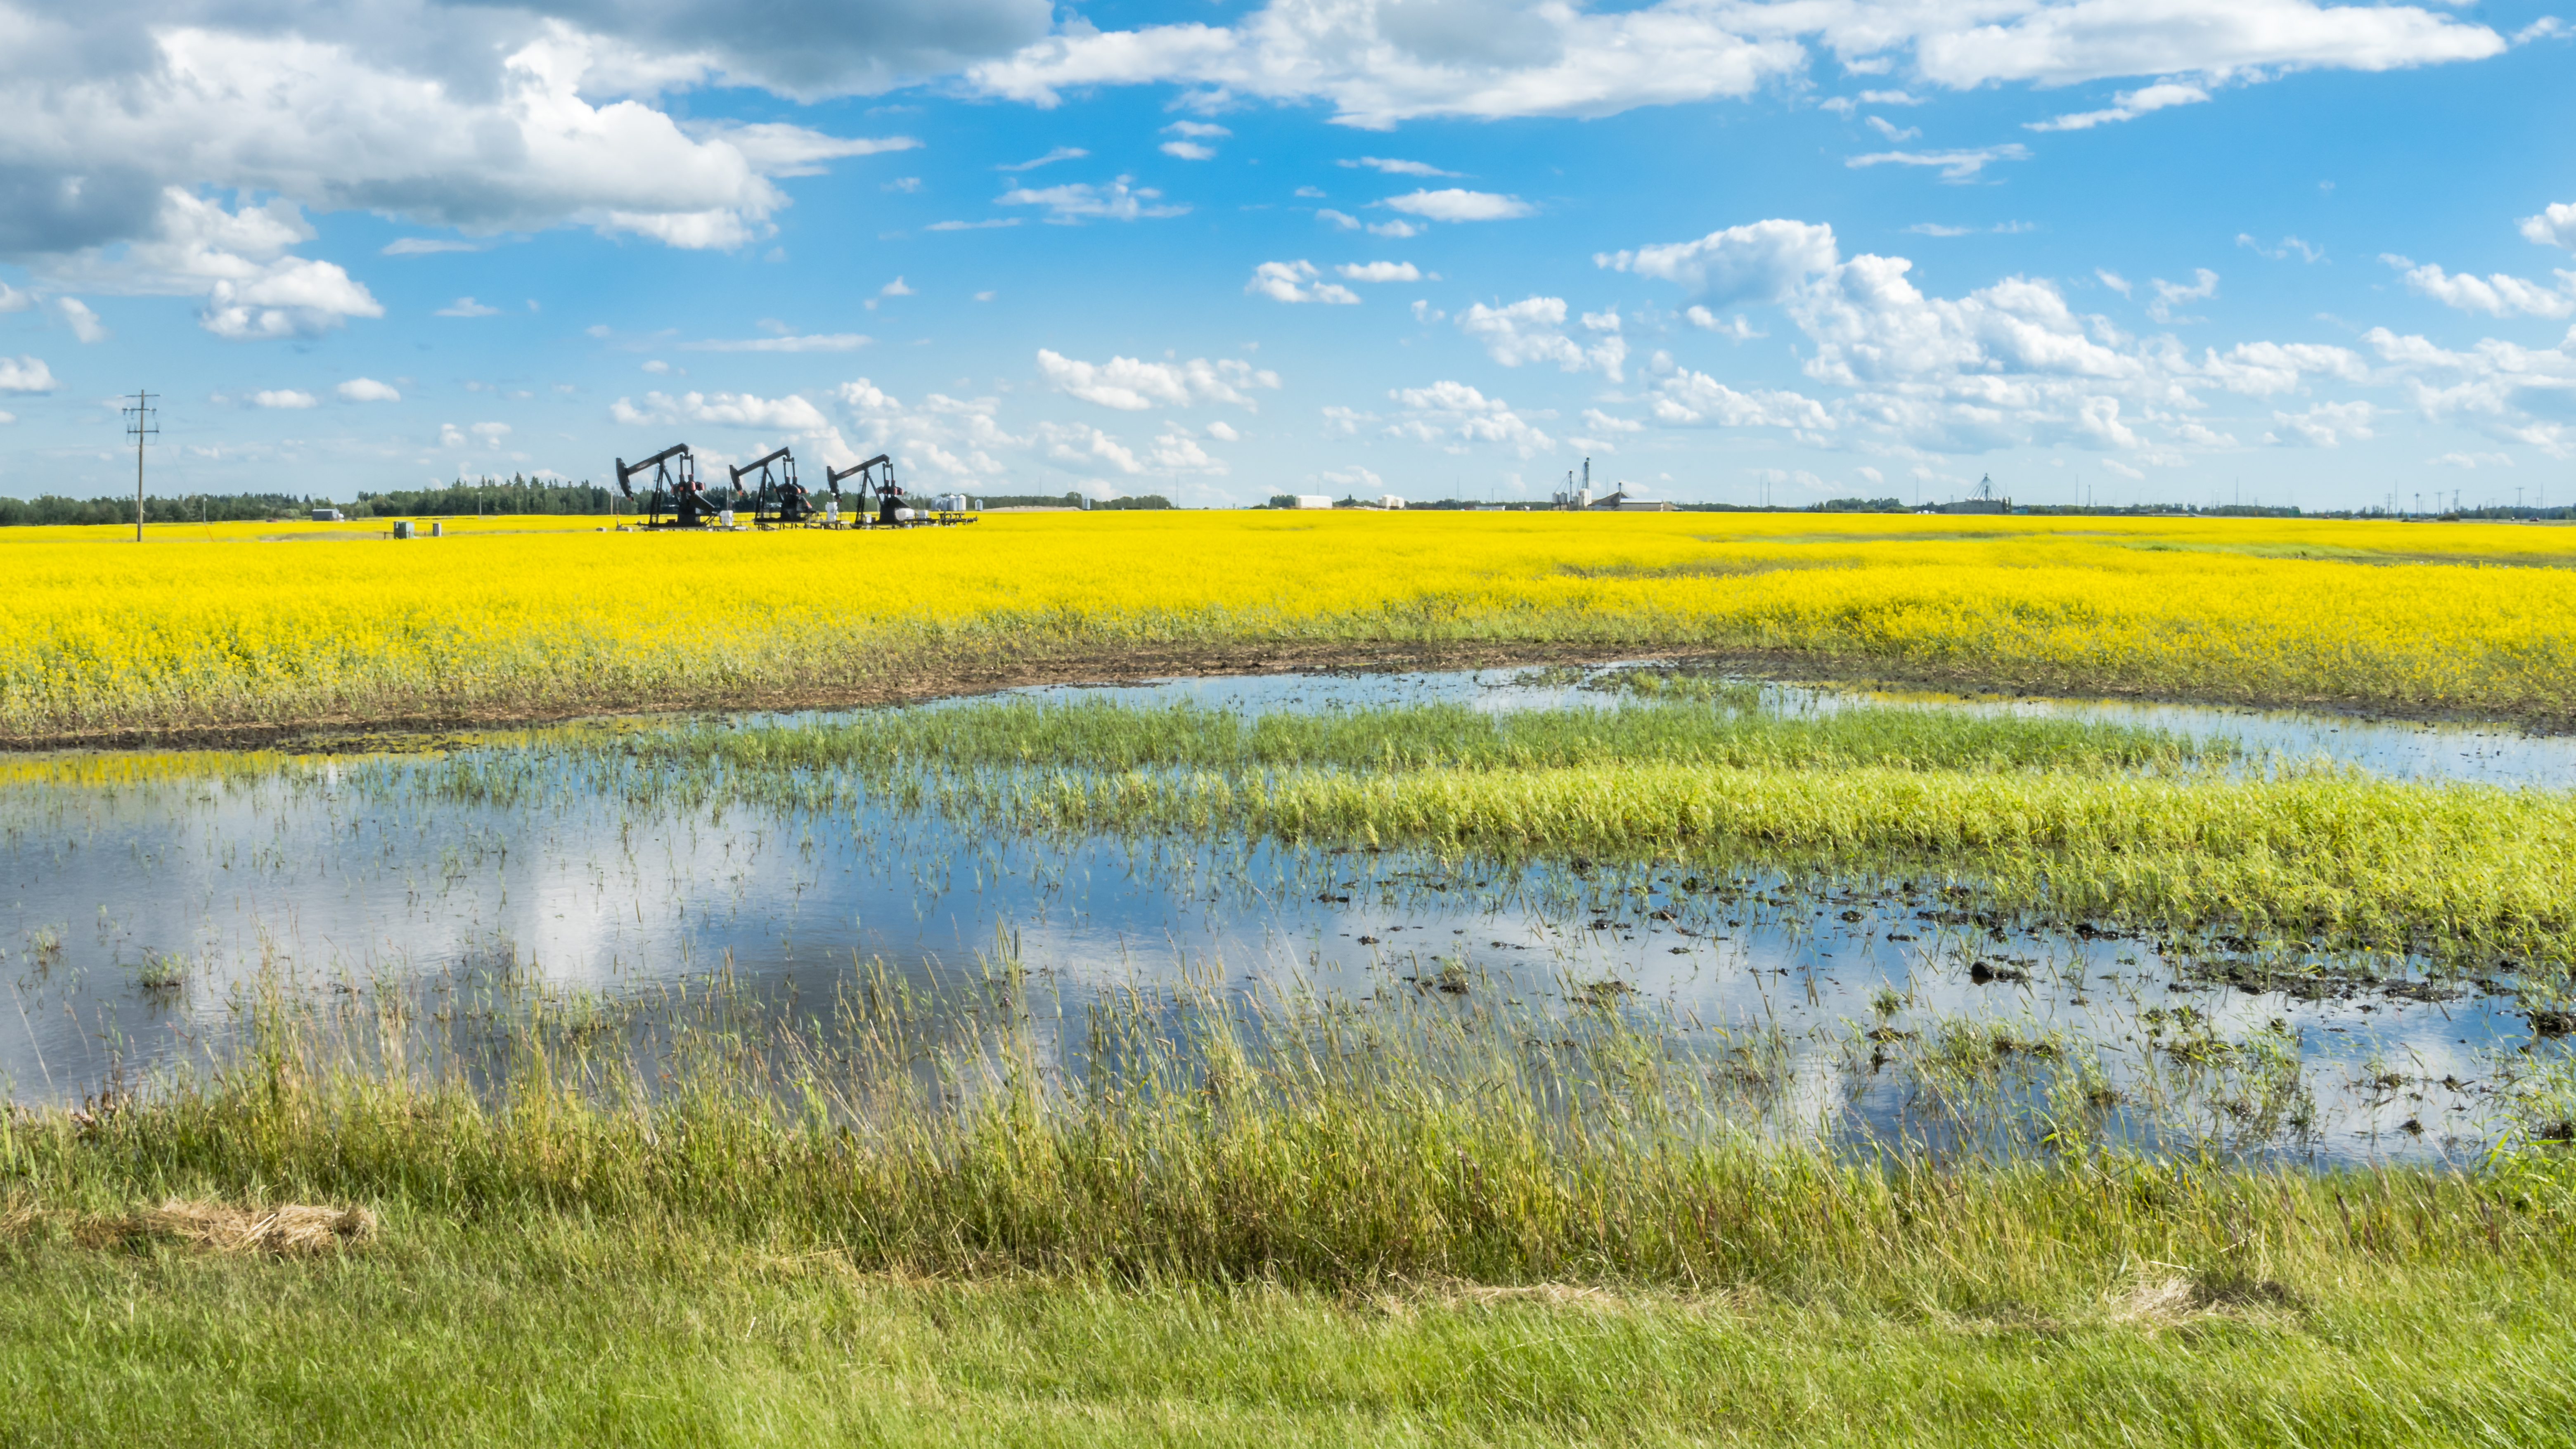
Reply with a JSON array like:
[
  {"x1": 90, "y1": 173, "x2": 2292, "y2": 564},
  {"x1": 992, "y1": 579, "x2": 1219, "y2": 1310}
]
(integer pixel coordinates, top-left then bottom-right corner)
[{"x1": 2, "y1": 510, "x2": 2572, "y2": 740}]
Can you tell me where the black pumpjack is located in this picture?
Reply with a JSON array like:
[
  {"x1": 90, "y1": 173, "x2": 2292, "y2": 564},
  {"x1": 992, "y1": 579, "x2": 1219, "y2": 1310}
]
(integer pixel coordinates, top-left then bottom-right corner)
[
  {"x1": 827, "y1": 454, "x2": 911, "y2": 526},
  {"x1": 731, "y1": 447, "x2": 812, "y2": 525},
  {"x1": 613, "y1": 444, "x2": 725, "y2": 528}
]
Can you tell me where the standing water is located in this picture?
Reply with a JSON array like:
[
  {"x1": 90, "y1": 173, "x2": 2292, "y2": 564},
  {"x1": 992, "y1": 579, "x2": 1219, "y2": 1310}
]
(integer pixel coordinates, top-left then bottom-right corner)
[{"x1": 2, "y1": 662, "x2": 2567, "y2": 1163}]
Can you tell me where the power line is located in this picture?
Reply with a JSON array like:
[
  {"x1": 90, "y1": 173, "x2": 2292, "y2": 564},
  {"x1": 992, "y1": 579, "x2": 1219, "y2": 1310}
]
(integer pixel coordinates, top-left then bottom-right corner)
[{"x1": 122, "y1": 389, "x2": 157, "y2": 543}]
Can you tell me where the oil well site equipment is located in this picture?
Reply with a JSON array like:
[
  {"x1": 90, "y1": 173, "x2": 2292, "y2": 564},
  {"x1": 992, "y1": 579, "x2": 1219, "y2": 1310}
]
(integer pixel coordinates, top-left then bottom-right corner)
[
  {"x1": 615, "y1": 443, "x2": 729, "y2": 527},
  {"x1": 729, "y1": 447, "x2": 816, "y2": 525},
  {"x1": 828, "y1": 454, "x2": 902, "y2": 525},
  {"x1": 825, "y1": 453, "x2": 980, "y2": 527},
  {"x1": 617, "y1": 442, "x2": 977, "y2": 529}
]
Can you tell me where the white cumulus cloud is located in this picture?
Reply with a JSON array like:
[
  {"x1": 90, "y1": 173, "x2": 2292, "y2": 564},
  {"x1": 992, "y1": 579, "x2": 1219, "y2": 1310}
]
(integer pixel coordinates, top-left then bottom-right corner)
[
  {"x1": 337, "y1": 377, "x2": 401, "y2": 402},
  {"x1": 2027, "y1": 82, "x2": 2211, "y2": 131},
  {"x1": 1383, "y1": 189, "x2": 1531, "y2": 221},
  {"x1": 1248, "y1": 260, "x2": 1362, "y2": 304},
  {"x1": 2523, "y1": 203, "x2": 2576, "y2": 251},
  {"x1": 965, "y1": 0, "x2": 2503, "y2": 130},
  {"x1": 57, "y1": 297, "x2": 109, "y2": 342},
  {"x1": 1036, "y1": 349, "x2": 1282, "y2": 409},
  {"x1": 1846, "y1": 145, "x2": 2031, "y2": 182},
  {"x1": 996, "y1": 175, "x2": 1187, "y2": 223},
  {"x1": 1596, "y1": 219, "x2": 1837, "y2": 306},
  {"x1": 1342, "y1": 156, "x2": 1457, "y2": 176},
  {"x1": 1685, "y1": 306, "x2": 1765, "y2": 340},
  {"x1": 1040, "y1": 422, "x2": 1143, "y2": 474},
  {"x1": 1335, "y1": 261, "x2": 1422, "y2": 282},
  {"x1": 998, "y1": 146, "x2": 1090, "y2": 172},
  {"x1": 681, "y1": 333, "x2": 871, "y2": 352},
  {"x1": 610, "y1": 389, "x2": 853, "y2": 462},
  {"x1": 2384, "y1": 257, "x2": 2575, "y2": 319},
  {"x1": 2148, "y1": 268, "x2": 2219, "y2": 323},
  {"x1": 2266, "y1": 400, "x2": 2376, "y2": 447},
  {"x1": 1648, "y1": 372, "x2": 1834, "y2": 431},
  {"x1": 1456, "y1": 296, "x2": 1627, "y2": 380},
  {"x1": 0, "y1": 355, "x2": 58, "y2": 393},
  {"x1": 1387, "y1": 379, "x2": 1556, "y2": 457},
  {"x1": 0, "y1": 25, "x2": 922, "y2": 269}
]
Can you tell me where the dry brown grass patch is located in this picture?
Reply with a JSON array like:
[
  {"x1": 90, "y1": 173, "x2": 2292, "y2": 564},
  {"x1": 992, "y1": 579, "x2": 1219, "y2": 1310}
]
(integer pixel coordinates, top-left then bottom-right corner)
[
  {"x1": 87, "y1": 1199, "x2": 379, "y2": 1255},
  {"x1": 2108, "y1": 1273, "x2": 2302, "y2": 1332}
]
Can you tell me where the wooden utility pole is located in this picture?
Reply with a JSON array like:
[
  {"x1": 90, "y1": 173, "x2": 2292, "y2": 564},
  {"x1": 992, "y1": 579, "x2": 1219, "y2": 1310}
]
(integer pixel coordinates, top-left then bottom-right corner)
[{"x1": 122, "y1": 389, "x2": 156, "y2": 541}]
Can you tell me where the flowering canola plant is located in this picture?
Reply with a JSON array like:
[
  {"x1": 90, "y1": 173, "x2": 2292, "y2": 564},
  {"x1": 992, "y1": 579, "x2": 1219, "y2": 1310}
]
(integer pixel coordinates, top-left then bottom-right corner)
[{"x1": 2, "y1": 511, "x2": 2571, "y2": 739}]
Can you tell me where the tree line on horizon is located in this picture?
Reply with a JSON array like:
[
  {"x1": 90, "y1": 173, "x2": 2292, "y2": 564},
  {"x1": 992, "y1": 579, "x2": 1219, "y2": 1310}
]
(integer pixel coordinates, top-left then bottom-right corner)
[
  {"x1": 2, "y1": 476, "x2": 2561, "y2": 526},
  {"x1": 0, "y1": 478, "x2": 1177, "y2": 526}
]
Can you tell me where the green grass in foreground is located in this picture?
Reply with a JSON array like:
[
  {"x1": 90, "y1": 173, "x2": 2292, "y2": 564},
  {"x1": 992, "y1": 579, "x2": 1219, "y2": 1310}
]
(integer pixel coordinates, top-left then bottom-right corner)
[
  {"x1": 2, "y1": 1208, "x2": 2571, "y2": 1447},
  {"x1": 5, "y1": 917, "x2": 2574, "y2": 1442}
]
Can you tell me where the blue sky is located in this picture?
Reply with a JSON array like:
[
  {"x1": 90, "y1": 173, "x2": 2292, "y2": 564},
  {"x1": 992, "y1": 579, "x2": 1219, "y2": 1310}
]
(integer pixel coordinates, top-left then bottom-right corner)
[{"x1": 2, "y1": 0, "x2": 2572, "y2": 510}]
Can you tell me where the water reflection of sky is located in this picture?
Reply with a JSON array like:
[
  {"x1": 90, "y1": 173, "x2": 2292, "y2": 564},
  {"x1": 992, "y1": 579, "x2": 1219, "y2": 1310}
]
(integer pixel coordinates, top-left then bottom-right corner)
[{"x1": 2, "y1": 665, "x2": 2565, "y2": 1166}]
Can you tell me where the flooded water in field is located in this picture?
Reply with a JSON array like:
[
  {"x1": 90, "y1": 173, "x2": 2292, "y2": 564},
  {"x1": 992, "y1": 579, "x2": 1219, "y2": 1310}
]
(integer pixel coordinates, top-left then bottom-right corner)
[
  {"x1": 2, "y1": 661, "x2": 2568, "y2": 1163},
  {"x1": 968, "y1": 663, "x2": 2576, "y2": 788}
]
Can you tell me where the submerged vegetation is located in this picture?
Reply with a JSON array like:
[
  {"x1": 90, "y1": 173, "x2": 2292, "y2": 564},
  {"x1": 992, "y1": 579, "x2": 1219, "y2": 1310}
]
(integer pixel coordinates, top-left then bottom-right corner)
[
  {"x1": 12, "y1": 943, "x2": 2576, "y2": 1289},
  {"x1": 5, "y1": 511, "x2": 2576, "y2": 743},
  {"x1": 1008, "y1": 760, "x2": 2576, "y2": 966},
  {"x1": 611, "y1": 691, "x2": 2235, "y2": 776},
  {"x1": 386, "y1": 693, "x2": 2570, "y2": 971}
]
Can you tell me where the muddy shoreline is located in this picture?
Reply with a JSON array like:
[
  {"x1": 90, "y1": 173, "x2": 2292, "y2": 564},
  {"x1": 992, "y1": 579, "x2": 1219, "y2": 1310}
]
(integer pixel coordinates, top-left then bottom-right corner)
[{"x1": 5, "y1": 639, "x2": 2568, "y2": 753}]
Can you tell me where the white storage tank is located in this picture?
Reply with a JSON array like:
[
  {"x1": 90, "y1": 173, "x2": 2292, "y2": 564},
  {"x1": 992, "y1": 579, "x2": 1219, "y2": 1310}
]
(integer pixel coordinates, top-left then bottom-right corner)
[
  {"x1": 1294, "y1": 495, "x2": 1332, "y2": 509},
  {"x1": 1378, "y1": 495, "x2": 1406, "y2": 510}
]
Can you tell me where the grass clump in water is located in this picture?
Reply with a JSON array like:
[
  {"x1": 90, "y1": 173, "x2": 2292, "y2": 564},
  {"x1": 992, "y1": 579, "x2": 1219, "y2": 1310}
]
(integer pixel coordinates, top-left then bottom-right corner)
[{"x1": 611, "y1": 694, "x2": 2232, "y2": 778}]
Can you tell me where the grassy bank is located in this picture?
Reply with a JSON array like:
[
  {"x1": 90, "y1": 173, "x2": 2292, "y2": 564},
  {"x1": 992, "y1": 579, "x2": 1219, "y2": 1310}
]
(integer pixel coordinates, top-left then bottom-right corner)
[
  {"x1": 2, "y1": 963, "x2": 2572, "y2": 1446},
  {"x1": 6, "y1": 512, "x2": 2576, "y2": 743},
  {"x1": 4, "y1": 1207, "x2": 2571, "y2": 1447}
]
